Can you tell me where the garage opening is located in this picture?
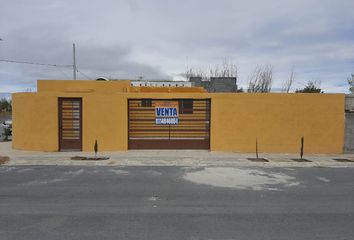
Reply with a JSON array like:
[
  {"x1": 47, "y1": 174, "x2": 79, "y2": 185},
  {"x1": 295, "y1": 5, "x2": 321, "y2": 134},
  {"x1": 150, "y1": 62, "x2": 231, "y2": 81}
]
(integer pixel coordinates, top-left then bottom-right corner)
[
  {"x1": 128, "y1": 99, "x2": 210, "y2": 149},
  {"x1": 58, "y1": 98, "x2": 82, "y2": 151}
]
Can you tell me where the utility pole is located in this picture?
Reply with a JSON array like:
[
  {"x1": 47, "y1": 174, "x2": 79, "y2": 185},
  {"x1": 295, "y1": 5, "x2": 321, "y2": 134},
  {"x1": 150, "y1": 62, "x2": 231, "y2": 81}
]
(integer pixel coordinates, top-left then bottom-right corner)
[{"x1": 73, "y1": 43, "x2": 77, "y2": 80}]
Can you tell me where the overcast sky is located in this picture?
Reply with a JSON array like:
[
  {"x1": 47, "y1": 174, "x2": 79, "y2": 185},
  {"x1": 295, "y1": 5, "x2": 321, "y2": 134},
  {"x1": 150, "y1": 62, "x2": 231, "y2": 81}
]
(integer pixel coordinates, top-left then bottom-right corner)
[{"x1": 1, "y1": 0, "x2": 354, "y2": 93}]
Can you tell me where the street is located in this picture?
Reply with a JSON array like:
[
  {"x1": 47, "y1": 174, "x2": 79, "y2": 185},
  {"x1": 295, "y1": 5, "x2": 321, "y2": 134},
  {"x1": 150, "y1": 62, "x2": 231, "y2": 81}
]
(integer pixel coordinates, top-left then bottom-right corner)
[{"x1": 0, "y1": 166, "x2": 354, "y2": 240}]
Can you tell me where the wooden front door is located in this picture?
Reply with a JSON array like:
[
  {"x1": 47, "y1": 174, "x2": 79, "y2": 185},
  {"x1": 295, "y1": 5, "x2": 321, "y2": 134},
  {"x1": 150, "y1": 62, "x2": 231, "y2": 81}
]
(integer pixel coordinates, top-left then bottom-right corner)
[{"x1": 58, "y1": 98, "x2": 82, "y2": 151}]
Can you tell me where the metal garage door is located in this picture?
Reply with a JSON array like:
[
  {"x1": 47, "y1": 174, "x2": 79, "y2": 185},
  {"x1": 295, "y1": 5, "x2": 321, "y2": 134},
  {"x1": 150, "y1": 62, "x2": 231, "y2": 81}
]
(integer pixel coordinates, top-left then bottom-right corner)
[
  {"x1": 58, "y1": 98, "x2": 82, "y2": 151},
  {"x1": 128, "y1": 99, "x2": 210, "y2": 149}
]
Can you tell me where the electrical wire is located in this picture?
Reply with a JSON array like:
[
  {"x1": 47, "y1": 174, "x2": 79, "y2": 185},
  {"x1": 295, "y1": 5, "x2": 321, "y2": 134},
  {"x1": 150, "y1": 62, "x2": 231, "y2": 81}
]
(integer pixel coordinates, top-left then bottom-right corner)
[
  {"x1": 54, "y1": 66, "x2": 71, "y2": 79},
  {"x1": 77, "y1": 69, "x2": 93, "y2": 80},
  {"x1": 0, "y1": 59, "x2": 72, "y2": 68},
  {"x1": 1, "y1": 58, "x2": 95, "y2": 80}
]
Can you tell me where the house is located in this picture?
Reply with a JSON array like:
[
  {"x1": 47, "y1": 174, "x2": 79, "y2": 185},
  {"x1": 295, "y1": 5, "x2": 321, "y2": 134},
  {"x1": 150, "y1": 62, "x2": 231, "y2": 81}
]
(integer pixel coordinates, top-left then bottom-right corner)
[{"x1": 12, "y1": 79, "x2": 344, "y2": 153}]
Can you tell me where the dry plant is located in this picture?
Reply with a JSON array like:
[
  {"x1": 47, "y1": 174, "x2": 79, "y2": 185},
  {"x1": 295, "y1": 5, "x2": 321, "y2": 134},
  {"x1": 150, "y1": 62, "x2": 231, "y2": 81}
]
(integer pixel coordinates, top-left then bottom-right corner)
[
  {"x1": 247, "y1": 65, "x2": 273, "y2": 93},
  {"x1": 281, "y1": 67, "x2": 295, "y2": 93}
]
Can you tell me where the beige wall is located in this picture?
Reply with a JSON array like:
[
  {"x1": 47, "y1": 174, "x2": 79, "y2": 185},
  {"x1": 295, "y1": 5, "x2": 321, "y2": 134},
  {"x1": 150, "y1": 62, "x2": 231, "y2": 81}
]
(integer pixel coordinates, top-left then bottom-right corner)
[
  {"x1": 37, "y1": 80, "x2": 131, "y2": 93},
  {"x1": 82, "y1": 94, "x2": 127, "y2": 151},
  {"x1": 210, "y1": 93, "x2": 344, "y2": 153},
  {"x1": 12, "y1": 93, "x2": 58, "y2": 151},
  {"x1": 13, "y1": 92, "x2": 129, "y2": 152},
  {"x1": 12, "y1": 90, "x2": 345, "y2": 153}
]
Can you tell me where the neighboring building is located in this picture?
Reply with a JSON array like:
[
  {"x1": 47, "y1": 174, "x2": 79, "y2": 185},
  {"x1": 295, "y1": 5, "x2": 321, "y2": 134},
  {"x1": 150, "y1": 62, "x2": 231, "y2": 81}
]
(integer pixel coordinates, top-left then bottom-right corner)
[
  {"x1": 344, "y1": 95, "x2": 354, "y2": 153},
  {"x1": 12, "y1": 79, "x2": 345, "y2": 153},
  {"x1": 189, "y1": 77, "x2": 238, "y2": 92}
]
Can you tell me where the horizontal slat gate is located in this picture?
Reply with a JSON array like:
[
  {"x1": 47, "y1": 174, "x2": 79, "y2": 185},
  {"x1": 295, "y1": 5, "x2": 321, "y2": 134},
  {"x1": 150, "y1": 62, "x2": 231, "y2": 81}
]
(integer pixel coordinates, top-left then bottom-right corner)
[
  {"x1": 128, "y1": 99, "x2": 210, "y2": 149},
  {"x1": 59, "y1": 98, "x2": 82, "y2": 151}
]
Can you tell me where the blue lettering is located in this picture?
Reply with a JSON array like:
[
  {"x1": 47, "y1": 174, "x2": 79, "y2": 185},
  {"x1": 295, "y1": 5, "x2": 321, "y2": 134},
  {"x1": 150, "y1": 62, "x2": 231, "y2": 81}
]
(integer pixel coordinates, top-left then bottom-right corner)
[{"x1": 156, "y1": 107, "x2": 178, "y2": 118}]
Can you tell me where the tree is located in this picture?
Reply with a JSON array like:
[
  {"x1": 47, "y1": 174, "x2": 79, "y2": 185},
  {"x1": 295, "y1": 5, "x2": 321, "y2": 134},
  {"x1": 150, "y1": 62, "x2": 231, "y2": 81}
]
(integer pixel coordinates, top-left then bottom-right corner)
[
  {"x1": 247, "y1": 65, "x2": 273, "y2": 93},
  {"x1": 208, "y1": 59, "x2": 238, "y2": 79},
  {"x1": 295, "y1": 80, "x2": 323, "y2": 93},
  {"x1": 185, "y1": 59, "x2": 238, "y2": 80},
  {"x1": 0, "y1": 98, "x2": 11, "y2": 112},
  {"x1": 348, "y1": 74, "x2": 354, "y2": 94},
  {"x1": 185, "y1": 59, "x2": 241, "y2": 91},
  {"x1": 281, "y1": 68, "x2": 295, "y2": 93}
]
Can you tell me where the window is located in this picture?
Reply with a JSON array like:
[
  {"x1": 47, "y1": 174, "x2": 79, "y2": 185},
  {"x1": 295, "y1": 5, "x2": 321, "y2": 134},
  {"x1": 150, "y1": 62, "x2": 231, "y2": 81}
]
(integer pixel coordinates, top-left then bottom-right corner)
[
  {"x1": 141, "y1": 99, "x2": 152, "y2": 107},
  {"x1": 179, "y1": 99, "x2": 193, "y2": 114}
]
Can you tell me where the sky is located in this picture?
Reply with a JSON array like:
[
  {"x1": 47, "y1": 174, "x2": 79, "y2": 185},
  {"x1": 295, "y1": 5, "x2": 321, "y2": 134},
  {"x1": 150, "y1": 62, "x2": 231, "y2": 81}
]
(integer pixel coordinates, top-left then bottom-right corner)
[{"x1": 0, "y1": 0, "x2": 354, "y2": 93}]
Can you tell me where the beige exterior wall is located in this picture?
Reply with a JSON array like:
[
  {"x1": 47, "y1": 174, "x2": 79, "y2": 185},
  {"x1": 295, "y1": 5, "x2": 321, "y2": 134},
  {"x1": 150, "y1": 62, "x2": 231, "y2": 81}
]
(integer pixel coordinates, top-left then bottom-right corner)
[
  {"x1": 210, "y1": 93, "x2": 344, "y2": 153},
  {"x1": 12, "y1": 80, "x2": 345, "y2": 153},
  {"x1": 13, "y1": 92, "x2": 129, "y2": 152},
  {"x1": 12, "y1": 93, "x2": 58, "y2": 151},
  {"x1": 37, "y1": 80, "x2": 131, "y2": 93}
]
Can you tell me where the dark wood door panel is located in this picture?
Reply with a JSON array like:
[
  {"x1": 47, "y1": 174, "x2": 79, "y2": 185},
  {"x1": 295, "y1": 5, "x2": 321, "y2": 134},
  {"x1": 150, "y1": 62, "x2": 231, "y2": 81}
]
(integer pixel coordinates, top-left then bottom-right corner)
[
  {"x1": 128, "y1": 99, "x2": 210, "y2": 149},
  {"x1": 128, "y1": 139, "x2": 210, "y2": 149},
  {"x1": 59, "y1": 98, "x2": 82, "y2": 151}
]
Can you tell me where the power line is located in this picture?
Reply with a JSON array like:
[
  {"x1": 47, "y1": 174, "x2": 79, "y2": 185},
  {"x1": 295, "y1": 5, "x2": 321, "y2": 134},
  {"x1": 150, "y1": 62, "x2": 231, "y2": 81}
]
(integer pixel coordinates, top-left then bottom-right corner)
[
  {"x1": 1, "y1": 57, "x2": 95, "y2": 80},
  {"x1": 54, "y1": 66, "x2": 71, "y2": 79},
  {"x1": 0, "y1": 59, "x2": 72, "y2": 68},
  {"x1": 77, "y1": 69, "x2": 93, "y2": 80}
]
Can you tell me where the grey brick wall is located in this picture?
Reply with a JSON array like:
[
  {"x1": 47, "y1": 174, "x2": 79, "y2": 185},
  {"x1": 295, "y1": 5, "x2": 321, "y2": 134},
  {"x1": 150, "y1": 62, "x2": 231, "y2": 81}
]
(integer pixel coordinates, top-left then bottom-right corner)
[
  {"x1": 344, "y1": 112, "x2": 354, "y2": 153},
  {"x1": 189, "y1": 77, "x2": 237, "y2": 92},
  {"x1": 209, "y1": 77, "x2": 238, "y2": 92},
  {"x1": 344, "y1": 95, "x2": 354, "y2": 153}
]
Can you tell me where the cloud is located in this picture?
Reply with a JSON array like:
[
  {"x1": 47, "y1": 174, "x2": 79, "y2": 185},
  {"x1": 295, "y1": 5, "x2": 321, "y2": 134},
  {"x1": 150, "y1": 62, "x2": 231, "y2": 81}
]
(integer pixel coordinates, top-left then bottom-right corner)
[{"x1": 0, "y1": 0, "x2": 354, "y2": 92}]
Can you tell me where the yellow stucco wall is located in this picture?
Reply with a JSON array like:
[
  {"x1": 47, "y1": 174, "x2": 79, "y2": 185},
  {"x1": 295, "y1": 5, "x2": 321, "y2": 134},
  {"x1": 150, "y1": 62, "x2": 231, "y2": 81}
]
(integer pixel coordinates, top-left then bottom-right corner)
[
  {"x1": 12, "y1": 93, "x2": 58, "y2": 151},
  {"x1": 12, "y1": 82, "x2": 345, "y2": 153},
  {"x1": 82, "y1": 94, "x2": 127, "y2": 151},
  {"x1": 38, "y1": 80, "x2": 131, "y2": 93},
  {"x1": 210, "y1": 93, "x2": 344, "y2": 153},
  {"x1": 12, "y1": 92, "x2": 129, "y2": 152}
]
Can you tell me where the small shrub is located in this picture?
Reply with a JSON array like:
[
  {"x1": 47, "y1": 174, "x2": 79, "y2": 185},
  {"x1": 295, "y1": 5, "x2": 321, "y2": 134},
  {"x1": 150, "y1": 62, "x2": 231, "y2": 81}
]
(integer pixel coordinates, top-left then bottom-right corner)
[
  {"x1": 94, "y1": 140, "x2": 98, "y2": 158},
  {"x1": 300, "y1": 136, "x2": 304, "y2": 159}
]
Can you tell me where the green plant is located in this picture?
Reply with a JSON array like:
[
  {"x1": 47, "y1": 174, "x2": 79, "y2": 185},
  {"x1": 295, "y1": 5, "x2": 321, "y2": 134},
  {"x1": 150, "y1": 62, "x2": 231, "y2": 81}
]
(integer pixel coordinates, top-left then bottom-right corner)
[
  {"x1": 256, "y1": 138, "x2": 259, "y2": 159},
  {"x1": 348, "y1": 74, "x2": 354, "y2": 94},
  {"x1": 94, "y1": 140, "x2": 98, "y2": 158},
  {"x1": 0, "y1": 98, "x2": 11, "y2": 112},
  {"x1": 295, "y1": 80, "x2": 323, "y2": 93},
  {"x1": 300, "y1": 136, "x2": 304, "y2": 159},
  {"x1": 3, "y1": 128, "x2": 12, "y2": 141}
]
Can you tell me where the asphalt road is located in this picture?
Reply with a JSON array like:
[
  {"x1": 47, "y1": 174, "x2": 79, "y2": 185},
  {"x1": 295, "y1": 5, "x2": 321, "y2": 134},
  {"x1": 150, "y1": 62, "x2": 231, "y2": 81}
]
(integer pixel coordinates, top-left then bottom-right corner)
[{"x1": 0, "y1": 166, "x2": 354, "y2": 240}]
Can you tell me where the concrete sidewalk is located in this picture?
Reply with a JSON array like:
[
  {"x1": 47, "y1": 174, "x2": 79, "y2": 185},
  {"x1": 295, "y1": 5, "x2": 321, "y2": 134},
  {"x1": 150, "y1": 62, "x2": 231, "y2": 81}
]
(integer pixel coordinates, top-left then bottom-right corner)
[{"x1": 1, "y1": 142, "x2": 354, "y2": 167}]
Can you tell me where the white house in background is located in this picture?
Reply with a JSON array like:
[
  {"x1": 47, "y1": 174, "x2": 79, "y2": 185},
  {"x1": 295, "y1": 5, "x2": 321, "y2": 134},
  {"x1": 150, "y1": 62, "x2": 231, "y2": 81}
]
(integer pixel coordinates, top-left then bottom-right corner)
[
  {"x1": 130, "y1": 80, "x2": 192, "y2": 88},
  {"x1": 95, "y1": 77, "x2": 192, "y2": 88}
]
